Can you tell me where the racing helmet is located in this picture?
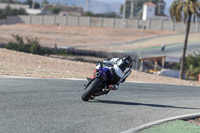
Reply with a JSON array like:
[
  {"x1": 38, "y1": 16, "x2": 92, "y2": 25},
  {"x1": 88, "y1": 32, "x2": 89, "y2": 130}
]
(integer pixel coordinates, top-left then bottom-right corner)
[{"x1": 122, "y1": 55, "x2": 133, "y2": 68}]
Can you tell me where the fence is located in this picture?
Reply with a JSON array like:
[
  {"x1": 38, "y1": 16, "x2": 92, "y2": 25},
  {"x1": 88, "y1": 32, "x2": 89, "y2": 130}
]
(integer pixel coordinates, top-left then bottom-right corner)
[{"x1": 1, "y1": 15, "x2": 200, "y2": 32}]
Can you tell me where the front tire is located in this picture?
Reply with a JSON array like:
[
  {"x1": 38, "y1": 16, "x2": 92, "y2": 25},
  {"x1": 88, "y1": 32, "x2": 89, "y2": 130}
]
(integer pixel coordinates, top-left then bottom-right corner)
[{"x1": 81, "y1": 78, "x2": 102, "y2": 101}]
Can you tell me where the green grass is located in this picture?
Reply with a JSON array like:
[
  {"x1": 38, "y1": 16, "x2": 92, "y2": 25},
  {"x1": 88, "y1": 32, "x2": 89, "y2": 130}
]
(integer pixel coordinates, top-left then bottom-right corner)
[{"x1": 140, "y1": 120, "x2": 200, "y2": 133}]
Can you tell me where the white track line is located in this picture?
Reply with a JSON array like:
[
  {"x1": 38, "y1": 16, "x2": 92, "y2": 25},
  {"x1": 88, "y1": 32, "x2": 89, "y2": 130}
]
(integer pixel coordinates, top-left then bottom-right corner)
[{"x1": 0, "y1": 75, "x2": 147, "y2": 83}]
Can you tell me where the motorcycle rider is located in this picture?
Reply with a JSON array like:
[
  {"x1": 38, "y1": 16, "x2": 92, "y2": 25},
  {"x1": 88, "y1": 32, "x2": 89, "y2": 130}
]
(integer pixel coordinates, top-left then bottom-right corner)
[{"x1": 94, "y1": 55, "x2": 133, "y2": 90}]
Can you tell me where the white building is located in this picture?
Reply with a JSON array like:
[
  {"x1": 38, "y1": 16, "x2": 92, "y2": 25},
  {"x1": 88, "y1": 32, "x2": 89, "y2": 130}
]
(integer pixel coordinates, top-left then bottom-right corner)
[
  {"x1": 0, "y1": 3, "x2": 29, "y2": 9},
  {"x1": 26, "y1": 8, "x2": 42, "y2": 15},
  {"x1": 0, "y1": 3, "x2": 42, "y2": 15},
  {"x1": 142, "y1": 3, "x2": 156, "y2": 21},
  {"x1": 142, "y1": 2, "x2": 169, "y2": 21}
]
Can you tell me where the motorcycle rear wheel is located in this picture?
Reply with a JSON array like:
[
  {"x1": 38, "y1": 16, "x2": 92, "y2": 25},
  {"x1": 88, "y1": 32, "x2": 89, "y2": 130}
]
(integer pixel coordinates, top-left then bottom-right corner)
[{"x1": 81, "y1": 78, "x2": 102, "y2": 101}]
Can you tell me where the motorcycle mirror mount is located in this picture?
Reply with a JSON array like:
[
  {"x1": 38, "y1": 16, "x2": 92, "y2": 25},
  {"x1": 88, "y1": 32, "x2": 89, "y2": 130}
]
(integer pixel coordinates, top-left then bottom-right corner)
[{"x1": 104, "y1": 58, "x2": 108, "y2": 61}]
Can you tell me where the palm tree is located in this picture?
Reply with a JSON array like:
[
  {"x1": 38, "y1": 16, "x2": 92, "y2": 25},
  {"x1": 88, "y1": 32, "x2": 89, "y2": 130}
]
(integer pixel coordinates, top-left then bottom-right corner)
[{"x1": 170, "y1": 0, "x2": 200, "y2": 79}]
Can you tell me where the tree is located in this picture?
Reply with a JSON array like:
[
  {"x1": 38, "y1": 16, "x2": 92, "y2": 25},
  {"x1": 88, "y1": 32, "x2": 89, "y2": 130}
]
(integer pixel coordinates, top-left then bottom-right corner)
[
  {"x1": 25, "y1": 0, "x2": 32, "y2": 8},
  {"x1": 0, "y1": 5, "x2": 27, "y2": 19},
  {"x1": 170, "y1": 0, "x2": 200, "y2": 79},
  {"x1": 50, "y1": 7, "x2": 61, "y2": 15},
  {"x1": 41, "y1": 0, "x2": 49, "y2": 8},
  {"x1": 84, "y1": 11, "x2": 94, "y2": 16},
  {"x1": 151, "y1": 0, "x2": 166, "y2": 15},
  {"x1": 181, "y1": 52, "x2": 200, "y2": 80},
  {"x1": 2, "y1": 0, "x2": 13, "y2": 3},
  {"x1": 0, "y1": 0, "x2": 22, "y2": 3},
  {"x1": 34, "y1": 2, "x2": 40, "y2": 9},
  {"x1": 42, "y1": 0, "x2": 49, "y2": 4}
]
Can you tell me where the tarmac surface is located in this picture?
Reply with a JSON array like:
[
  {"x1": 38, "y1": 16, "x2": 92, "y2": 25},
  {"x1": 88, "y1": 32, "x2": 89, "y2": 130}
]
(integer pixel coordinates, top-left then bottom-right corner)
[
  {"x1": 0, "y1": 78, "x2": 200, "y2": 133},
  {"x1": 127, "y1": 42, "x2": 200, "y2": 58}
]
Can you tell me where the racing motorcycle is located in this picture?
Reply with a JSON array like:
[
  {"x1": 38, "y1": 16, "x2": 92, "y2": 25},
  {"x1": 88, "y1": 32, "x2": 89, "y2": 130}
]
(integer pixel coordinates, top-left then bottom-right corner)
[{"x1": 81, "y1": 62, "x2": 115, "y2": 101}]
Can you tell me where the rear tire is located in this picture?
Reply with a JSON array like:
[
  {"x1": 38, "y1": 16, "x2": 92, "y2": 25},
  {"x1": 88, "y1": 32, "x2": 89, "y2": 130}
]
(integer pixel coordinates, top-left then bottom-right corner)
[{"x1": 81, "y1": 78, "x2": 102, "y2": 101}]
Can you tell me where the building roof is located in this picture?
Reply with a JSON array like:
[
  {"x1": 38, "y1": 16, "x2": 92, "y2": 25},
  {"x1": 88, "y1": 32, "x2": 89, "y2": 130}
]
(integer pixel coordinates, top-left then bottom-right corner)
[{"x1": 144, "y1": 2, "x2": 156, "y2": 7}]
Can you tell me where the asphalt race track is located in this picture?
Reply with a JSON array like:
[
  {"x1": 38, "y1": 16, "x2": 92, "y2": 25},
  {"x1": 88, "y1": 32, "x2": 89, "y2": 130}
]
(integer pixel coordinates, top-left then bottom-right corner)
[
  {"x1": 139, "y1": 43, "x2": 200, "y2": 58},
  {"x1": 0, "y1": 78, "x2": 200, "y2": 133},
  {"x1": 126, "y1": 42, "x2": 200, "y2": 58}
]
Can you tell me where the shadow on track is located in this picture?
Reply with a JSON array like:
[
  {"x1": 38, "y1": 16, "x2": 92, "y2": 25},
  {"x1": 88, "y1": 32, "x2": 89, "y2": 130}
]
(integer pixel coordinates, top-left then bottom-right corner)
[{"x1": 92, "y1": 100, "x2": 199, "y2": 110}]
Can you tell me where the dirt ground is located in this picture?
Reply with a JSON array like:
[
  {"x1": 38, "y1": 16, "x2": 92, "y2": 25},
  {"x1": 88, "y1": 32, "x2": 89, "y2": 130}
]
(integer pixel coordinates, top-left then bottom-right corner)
[
  {"x1": 1, "y1": 48, "x2": 200, "y2": 87},
  {"x1": 1, "y1": 24, "x2": 200, "y2": 53},
  {"x1": 0, "y1": 24, "x2": 174, "y2": 52}
]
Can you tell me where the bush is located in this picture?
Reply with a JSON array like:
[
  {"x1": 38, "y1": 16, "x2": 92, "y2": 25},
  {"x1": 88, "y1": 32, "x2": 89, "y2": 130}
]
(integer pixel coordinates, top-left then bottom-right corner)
[
  {"x1": 27, "y1": 37, "x2": 46, "y2": 55},
  {"x1": 4, "y1": 34, "x2": 67, "y2": 56},
  {"x1": 84, "y1": 11, "x2": 120, "y2": 18},
  {"x1": 4, "y1": 35, "x2": 50, "y2": 55},
  {"x1": 173, "y1": 52, "x2": 200, "y2": 80}
]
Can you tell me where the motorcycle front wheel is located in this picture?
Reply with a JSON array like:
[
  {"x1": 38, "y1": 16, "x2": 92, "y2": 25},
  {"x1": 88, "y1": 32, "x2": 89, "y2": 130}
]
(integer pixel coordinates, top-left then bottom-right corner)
[{"x1": 81, "y1": 78, "x2": 102, "y2": 101}]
